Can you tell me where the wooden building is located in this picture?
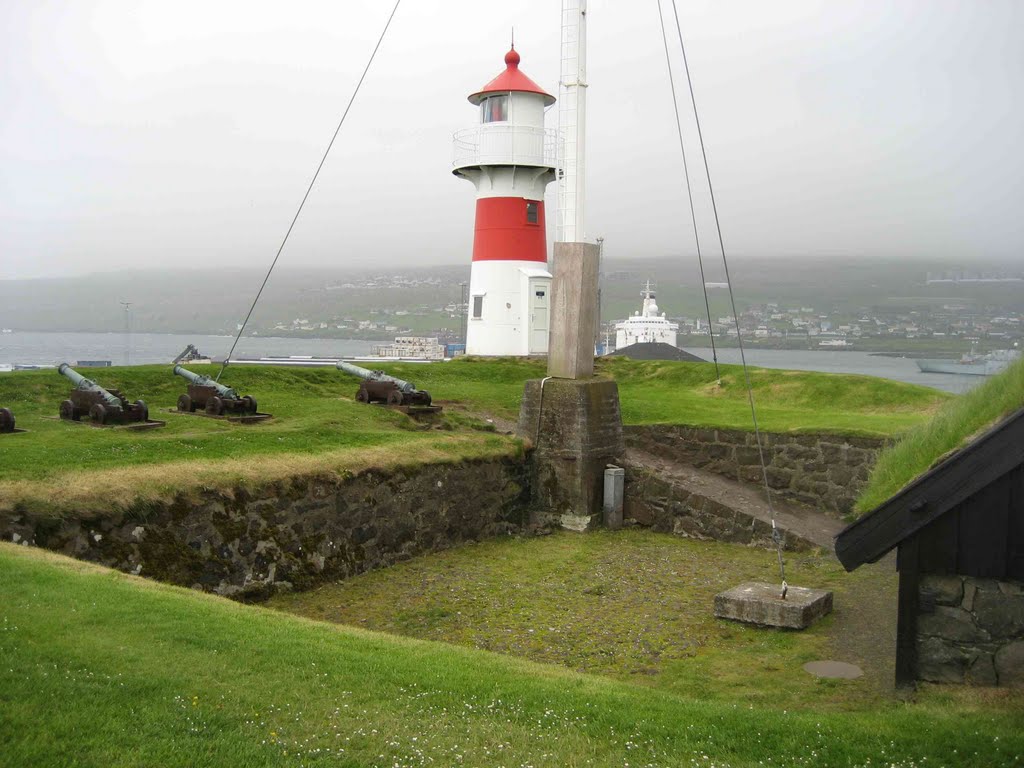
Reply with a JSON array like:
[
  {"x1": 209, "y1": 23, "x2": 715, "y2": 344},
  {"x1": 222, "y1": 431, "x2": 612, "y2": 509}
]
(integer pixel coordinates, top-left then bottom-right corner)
[{"x1": 835, "y1": 408, "x2": 1024, "y2": 687}]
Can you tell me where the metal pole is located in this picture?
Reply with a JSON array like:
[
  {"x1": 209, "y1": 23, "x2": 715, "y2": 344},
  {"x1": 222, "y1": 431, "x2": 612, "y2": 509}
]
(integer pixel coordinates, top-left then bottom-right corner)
[
  {"x1": 595, "y1": 236, "x2": 604, "y2": 349},
  {"x1": 120, "y1": 301, "x2": 132, "y2": 366},
  {"x1": 557, "y1": 0, "x2": 587, "y2": 243}
]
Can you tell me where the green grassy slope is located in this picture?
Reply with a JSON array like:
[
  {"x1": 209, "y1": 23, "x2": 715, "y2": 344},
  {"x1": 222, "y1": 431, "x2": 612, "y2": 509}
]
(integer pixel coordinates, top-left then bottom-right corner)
[
  {"x1": 0, "y1": 359, "x2": 946, "y2": 511},
  {"x1": 856, "y1": 357, "x2": 1024, "y2": 514},
  {"x1": 0, "y1": 364, "x2": 517, "y2": 514},
  {"x1": 374, "y1": 357, "x2": 947, "y2": 435},
  {"x1": 2, "y1": 542, "x2": 1021, "y2": 768}
]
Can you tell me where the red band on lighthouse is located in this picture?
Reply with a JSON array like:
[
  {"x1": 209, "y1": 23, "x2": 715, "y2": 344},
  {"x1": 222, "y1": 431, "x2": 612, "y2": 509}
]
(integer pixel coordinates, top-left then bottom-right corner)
[{"x1": 472, "y1": 198, "x2": 547, "y2": 263}]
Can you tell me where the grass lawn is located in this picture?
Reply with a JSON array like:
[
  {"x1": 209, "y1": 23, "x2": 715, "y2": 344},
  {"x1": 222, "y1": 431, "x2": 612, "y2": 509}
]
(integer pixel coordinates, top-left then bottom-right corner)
[
  {"x1": 0, "y1": 364, "x2": 517, "y2": 515},
  {"x1": 0, "y1": 358, "x2": 946, "y2": 512},
  {"x1": 856, "y1": 357, "x2": 1024, "y2": 514},
  {"x1": 2, "y1": 541, "x2": 1022, "y2": 768},
  {"x1": 268, "y1": 529, "x2": 1023, "y2": 715},
  {"x1": 379, "y1": 357, "x2": 949, "y2": 436}
]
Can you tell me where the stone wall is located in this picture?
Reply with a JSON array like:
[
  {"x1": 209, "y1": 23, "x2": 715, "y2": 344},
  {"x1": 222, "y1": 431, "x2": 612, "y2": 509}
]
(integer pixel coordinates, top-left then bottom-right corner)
[
  {"x1": 1, "y1": 458, "x2": 530, "y2": 601},
  {"x1": 917, "y1": 574, "x2": 1024, "y2": 687},
  {"x1": 624, "y1": 425, "x2": 886, "y2": 515},
  {"x1": 623, "y1": 466, "x2": 815, "y2": 551}
]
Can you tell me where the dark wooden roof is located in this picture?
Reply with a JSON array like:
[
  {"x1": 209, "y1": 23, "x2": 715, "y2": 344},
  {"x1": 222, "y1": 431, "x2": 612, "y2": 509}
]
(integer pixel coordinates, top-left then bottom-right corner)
[{"x1": 835, "y1": 406, "x2": 1024, "y2": 571}]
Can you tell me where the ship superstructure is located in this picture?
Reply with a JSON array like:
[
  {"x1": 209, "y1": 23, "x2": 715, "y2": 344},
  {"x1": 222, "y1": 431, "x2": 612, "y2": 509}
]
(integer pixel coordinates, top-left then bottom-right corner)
[{"x1": 614, "y1": 282, "x2": 679, "y2": 349}]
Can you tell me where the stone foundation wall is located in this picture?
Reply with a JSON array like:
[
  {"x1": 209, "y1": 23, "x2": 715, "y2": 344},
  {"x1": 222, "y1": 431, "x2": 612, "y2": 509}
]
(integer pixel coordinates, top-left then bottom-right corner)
[
  {"x1": 518, "y1": 378, "x2": 625, "y2": 531},
  {"x1": 622, "y1": 466, "x2": 814, "y2": 551},
  {"x1": 917, "y1": 574, "x2": 1024, "y2": 687},
  {"x1": 624, "y1": 425, "x2": 886, "y2": 515},
  {"x1": 1, "y1": 458, "x2": 530, "y2": 601}
]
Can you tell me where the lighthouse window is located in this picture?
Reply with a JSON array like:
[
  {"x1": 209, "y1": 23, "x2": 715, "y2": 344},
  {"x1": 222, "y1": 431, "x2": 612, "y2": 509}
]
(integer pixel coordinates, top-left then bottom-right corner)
[
  {"x1": 526, "y1": 201, "x2": 539, "y2": 224},
  {"x1": 481, "y1": 95, "x2": 508, "y2": 123},
  {"x1": 472, "y1": 295, "x2": 484, "y2": 319}
]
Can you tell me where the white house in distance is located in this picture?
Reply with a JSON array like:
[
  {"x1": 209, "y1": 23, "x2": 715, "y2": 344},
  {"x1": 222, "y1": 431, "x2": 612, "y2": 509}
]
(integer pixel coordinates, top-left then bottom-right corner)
[
  {"x1": 615, "y1": 282, "x2": 679, "y2": 349},
  {"x1": 452, "y1": 46, "x2": 558, "y2": 356}
]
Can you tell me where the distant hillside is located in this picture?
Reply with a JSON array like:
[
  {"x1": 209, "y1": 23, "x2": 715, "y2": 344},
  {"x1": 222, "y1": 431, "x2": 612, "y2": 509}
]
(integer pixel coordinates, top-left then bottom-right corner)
[{"x1": 1, "y1": 256, "x2": 1020, "y2": 338}]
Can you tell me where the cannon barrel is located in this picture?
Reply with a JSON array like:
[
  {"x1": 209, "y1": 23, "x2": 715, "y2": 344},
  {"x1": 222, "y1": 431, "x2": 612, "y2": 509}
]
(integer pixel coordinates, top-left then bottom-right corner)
[
  {"x1": 336, "y1": 361, "x2": 415, "y2": 393},
  {"x1": 173, "y1": 365, "x2": 239, "y2": 400},
  {"x1": 58, "y1": 363, "x2": 121, "y2": 408}
]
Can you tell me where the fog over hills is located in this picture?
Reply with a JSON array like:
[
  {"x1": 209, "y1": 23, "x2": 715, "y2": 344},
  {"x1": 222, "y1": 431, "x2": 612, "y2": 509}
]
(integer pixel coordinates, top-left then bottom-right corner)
[{"x1": 1, "y1": 256, "x2": 1021, "y2": 338}]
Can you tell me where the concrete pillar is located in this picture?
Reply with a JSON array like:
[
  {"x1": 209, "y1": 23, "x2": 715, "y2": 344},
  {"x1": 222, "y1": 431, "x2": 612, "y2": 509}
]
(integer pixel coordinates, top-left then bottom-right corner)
[{"x1": 547, "y1": 242, "x2": 600, "y2": 379}]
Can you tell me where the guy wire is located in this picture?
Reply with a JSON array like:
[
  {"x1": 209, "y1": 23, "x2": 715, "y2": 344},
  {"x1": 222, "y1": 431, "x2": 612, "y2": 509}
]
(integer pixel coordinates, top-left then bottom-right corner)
[
  {"x1": 218, "y1": 0, "x2": 402, "y2": 380},
  {"x1": 655, "y1": 0, "x2": 720, "y2": 380},
  {"x1": 668, "y1": 0, "x2": 787, "y2": 593}
]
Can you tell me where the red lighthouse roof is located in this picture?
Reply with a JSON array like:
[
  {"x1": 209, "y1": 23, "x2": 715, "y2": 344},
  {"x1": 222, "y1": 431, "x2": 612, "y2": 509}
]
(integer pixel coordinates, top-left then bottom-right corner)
[{"x1": 468, "y1": 47, "x2": 555, "y2": 106}]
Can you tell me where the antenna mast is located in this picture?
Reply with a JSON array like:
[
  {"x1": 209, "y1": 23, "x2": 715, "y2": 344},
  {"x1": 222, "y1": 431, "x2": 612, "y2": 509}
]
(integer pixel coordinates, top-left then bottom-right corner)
[{"x1": 557, "y1": 0, "x2": 587, "y2": 243}]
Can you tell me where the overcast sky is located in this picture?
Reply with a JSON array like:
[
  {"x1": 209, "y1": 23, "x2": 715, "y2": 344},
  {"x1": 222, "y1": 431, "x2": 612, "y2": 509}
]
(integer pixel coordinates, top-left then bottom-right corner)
[{"x1": 1, "y1": 0, "x2": 1021, "y2": 280}]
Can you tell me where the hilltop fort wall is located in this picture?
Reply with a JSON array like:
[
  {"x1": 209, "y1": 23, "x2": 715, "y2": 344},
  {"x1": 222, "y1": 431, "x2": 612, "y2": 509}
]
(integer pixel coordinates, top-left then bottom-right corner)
[
  {"x1": 1, "y1": 458, "x2": 530, "y2": 601},
  {"x1": 624, "y1": 425, "x2": 886, "y2": 516}
]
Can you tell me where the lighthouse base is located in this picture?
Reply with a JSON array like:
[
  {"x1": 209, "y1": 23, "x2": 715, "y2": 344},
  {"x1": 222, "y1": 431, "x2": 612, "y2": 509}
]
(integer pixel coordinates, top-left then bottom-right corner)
[{"x1": 517, "y1": 377, "x2": 624, "y2": 531}]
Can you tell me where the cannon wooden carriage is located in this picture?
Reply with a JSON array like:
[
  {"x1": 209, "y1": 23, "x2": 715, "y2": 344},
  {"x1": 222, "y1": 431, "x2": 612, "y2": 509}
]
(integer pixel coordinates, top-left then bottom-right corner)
[
  {"x1": 0, "y1": 408, "x2": 15, "y2": 433},
  {"x1": 336, "y1": 361, "x2": 434, "y2": 407},
  {"x1": 173, "y1": 365, "x2": 258, "y2": 416},
  {"x1": 58, "y1": 364, "x2": 149, "y2": 425}
]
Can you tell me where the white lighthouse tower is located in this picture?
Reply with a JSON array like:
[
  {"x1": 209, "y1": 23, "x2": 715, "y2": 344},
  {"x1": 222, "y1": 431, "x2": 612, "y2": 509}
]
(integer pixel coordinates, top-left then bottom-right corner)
[{"x1": 453, "y1": 46, "x2": 559, "y2": 356}]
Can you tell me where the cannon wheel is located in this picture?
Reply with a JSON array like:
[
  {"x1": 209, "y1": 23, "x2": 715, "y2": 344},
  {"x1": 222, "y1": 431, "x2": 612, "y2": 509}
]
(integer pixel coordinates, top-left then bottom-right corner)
[
  {"x1": 134, "y1": 400, "x2": 149, "y2": 423},
  {"x1": 177, "y1": 394, "x2": 192, "y2": 413},
  {"x1": 60, "y1": 400, "x2": 77, "y2": 421},
  {"x1": 90, "y1": 403, "x2": 107, "y2": 425},
  {"x1": 0, "y1": 408, "x2": 13, "y2": 432},
  {"x1": 355, "y1": 388, "x2": 369, "y2": 404},
  {"x1": 242, "y1": 395, "x2": 258, "y2": 414},
  {"x1": 386, "y1": 390, "x2": 404, "y2": 406},
  {"x1": 419, "y1": 390, "x2": 432, "y2": 406},
  {"x1": 206, "y1": 396, "x2": 224, "y2": 416}
]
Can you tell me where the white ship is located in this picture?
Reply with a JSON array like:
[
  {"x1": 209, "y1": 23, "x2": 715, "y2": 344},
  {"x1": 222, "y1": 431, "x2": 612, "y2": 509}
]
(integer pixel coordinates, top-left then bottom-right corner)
[
  {"x1": 614, "y1": 282, "x2": 679, "y2": 350},
  {"x1": 915, "y1": 346, "x2": 1020, "y2": 376}
]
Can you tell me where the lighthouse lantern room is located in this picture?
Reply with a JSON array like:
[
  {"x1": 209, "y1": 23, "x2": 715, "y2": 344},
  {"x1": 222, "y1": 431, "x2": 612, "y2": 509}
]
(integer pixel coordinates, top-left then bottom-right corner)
[{"x1": 453, "y1": 47, "x2": 558, "y2": 356}]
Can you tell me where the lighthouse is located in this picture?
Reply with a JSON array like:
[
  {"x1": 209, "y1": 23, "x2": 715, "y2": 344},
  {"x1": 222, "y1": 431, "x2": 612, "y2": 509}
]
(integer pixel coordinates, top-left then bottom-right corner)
[{"x1": 452, "y1": 46, "x2": 558, "y2": 356}]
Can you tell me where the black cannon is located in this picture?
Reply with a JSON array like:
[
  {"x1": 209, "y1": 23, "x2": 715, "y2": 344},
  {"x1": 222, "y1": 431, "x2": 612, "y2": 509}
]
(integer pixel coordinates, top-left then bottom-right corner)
[
  {"x1": 173, "y1": 365, "x2": 257, "y2": 416},
  {"x1": 58, "y1": 364, "x2": 149, "y2": 425},
  {"x1": 336, "y1": 361, "x2": 432, "y2": 407},
  {"x1": 0, "y1": 408, "x2": 15, "y2": 433}
]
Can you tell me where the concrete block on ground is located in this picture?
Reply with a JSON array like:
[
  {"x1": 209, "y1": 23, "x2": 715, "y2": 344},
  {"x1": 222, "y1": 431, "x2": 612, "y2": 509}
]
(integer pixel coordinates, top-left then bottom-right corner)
[{"x1": 714, "y1": 581, "x2": 833, "y2": 629}]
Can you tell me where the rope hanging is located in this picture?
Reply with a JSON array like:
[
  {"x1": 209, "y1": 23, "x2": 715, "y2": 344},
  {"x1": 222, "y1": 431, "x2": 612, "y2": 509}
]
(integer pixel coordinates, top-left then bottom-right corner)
[
  {"x1": 662, "y1": 0, "x2": 787, "y2": 597},
  {"x1": 218, "y1": 0, "x2": 402, "y2": 380},
  {"x1": 654, "y1": 0, "x2": 720, "y2": 381}
]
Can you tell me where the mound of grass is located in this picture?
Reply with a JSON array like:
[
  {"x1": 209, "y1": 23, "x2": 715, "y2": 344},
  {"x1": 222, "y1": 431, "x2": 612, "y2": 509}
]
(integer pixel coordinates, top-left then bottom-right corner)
[
  {"x1": 0, "y1": 358, "x2": 946, "y2": 510},
  {"x1": 377, "y1": 357, "x2": 948, "y2": 437},
  {"x1": 0, "y1": 365, "x2": 518, "y2": 514},
  {"x1": 855, "y1": 357, "x2": 1024, "y2": 515},
  {"x1": 2, "y1": 542, "x2": 1021, "y2": 767}
]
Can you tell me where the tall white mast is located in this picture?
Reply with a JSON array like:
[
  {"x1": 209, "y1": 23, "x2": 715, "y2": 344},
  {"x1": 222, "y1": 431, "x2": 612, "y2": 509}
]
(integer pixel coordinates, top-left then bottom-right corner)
[{"x1": 556, "y1": 0, "x2": 587, "y2": 243}]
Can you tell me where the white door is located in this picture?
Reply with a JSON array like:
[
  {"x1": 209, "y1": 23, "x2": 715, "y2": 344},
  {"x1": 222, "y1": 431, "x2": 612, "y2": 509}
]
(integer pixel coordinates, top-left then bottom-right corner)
[{"x1": 528, "y1": 279, "x2": 550, "y2": 354}]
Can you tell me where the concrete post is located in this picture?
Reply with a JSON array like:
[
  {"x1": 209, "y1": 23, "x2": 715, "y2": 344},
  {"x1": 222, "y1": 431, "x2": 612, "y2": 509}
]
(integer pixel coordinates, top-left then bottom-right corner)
[{"x1": 547, "y1": 242, "x2": 600, "y2": 379}]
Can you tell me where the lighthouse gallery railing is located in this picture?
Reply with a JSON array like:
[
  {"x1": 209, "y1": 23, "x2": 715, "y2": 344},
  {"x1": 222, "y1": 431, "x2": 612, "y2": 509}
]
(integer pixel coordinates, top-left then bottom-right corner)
[{"x1": 452, "y1": 125, "x2": 559, "y2": 171}]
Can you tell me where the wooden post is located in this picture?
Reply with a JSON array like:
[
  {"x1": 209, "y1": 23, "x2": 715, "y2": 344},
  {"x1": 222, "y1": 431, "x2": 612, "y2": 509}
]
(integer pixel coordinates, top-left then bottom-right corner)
[{"x1": 547, "y1": 242, "x2": 600, "y2": 379}]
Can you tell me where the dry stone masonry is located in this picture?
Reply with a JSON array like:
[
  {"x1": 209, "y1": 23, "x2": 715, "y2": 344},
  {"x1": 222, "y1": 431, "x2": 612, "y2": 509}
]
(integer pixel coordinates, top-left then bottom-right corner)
[
  {"x1": 1, "y1": 458, "x2": 530, "y2": 601},
  {"x1": 917, "y1": 574, "x2": 1024, "y2": 687},
  {"x1": 624, "y1": 425, "x2": 885, "y2": 516}
]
